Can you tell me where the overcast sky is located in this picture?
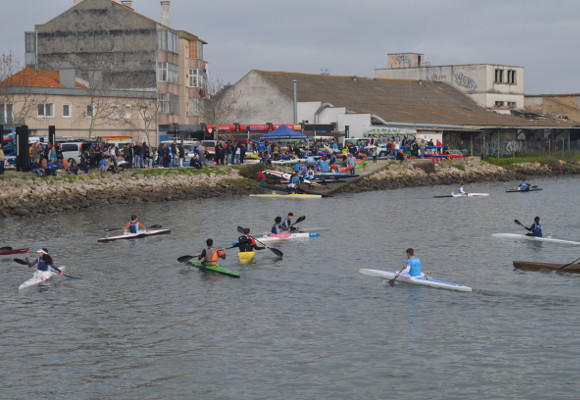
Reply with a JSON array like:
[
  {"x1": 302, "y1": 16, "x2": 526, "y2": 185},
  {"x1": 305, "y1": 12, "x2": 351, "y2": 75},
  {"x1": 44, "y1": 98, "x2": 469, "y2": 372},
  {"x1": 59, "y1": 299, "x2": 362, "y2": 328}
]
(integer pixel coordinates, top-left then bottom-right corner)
[{"x1": 2, "y1": 0, "x2": 579, "y2": 94}]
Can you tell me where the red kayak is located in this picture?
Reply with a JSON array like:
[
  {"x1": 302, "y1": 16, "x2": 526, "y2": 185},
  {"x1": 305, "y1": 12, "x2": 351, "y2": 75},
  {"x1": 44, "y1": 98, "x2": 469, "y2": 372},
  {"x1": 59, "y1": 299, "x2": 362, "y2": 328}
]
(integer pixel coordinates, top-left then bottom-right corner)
[{"x1": 0, "y1": 248, "x2": 29, "y2": 256}]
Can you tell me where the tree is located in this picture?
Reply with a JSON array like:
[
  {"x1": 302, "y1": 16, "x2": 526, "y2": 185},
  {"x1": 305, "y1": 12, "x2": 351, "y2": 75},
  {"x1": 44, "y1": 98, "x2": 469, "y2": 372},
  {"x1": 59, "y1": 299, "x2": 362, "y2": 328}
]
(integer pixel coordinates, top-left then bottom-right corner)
[
  {"x1": 127, "y1": 90, "x2": 158, "y2": 145},
  {"x1": 190, "y1": 78, "x2": 239, "y2": 128}
]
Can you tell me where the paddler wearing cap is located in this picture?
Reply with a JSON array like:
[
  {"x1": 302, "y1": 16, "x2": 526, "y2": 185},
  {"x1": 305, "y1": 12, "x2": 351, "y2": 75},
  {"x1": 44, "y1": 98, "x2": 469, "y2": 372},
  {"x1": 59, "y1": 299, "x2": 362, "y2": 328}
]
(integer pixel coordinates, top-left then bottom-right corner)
[{"x1": 24, "y1": 248, "x2": 63, "y2": 276}]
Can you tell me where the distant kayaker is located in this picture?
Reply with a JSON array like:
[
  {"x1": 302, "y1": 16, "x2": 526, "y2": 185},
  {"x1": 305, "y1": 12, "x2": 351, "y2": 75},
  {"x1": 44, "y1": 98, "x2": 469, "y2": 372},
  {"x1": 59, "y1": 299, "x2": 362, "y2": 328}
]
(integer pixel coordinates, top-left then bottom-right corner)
[
  {"x1": 198, "y1": 238, "x2": 226, "y2": 266},
  {"x1": 395, "y1": 248, "x2": 425, "y2": 279},
  {"x1": 271, "y1": 217, "x2": 284, "y2": 234},
  {"x1": 25, "y1": 248, "x2": 63, "y2": 276},
  {"x1": 123, "y1": 215, "x2": 145, "y2": 234},
  {"x1": 457, "y1": 183, "x2": 468, "y2": 196},
  {"x1": 237, "y1": 228, "x2": 269, "y2": 252},
  {"x1": 518, "y1": 180, "x2": 530, "y2": 191},
  {"x1": 523, "y1": 216, "x2": 542, "y2": 237}
]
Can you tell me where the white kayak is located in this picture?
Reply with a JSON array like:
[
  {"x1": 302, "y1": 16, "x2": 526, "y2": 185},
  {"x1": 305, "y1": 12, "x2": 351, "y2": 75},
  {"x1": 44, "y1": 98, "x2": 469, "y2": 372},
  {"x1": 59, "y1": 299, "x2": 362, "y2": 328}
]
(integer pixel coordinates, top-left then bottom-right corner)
[
  {"x1": 451, "y1": 192, "x2": 489, "y2": 197},
  {"x1": 19, "y1": 266, "x2": 66, "y2": 291},
  {"x1": 359, "y1": 269, "x2": 472, "y2": 292},
  {"x1": 98, "y1": 228, "x2": 171, "y2": 242},
  {"x1": 492, "y1": 233, "x2": 580, "y2": 246},
  {"x1": 233, "y1": 232, "x2": 320, "y2": 245}
]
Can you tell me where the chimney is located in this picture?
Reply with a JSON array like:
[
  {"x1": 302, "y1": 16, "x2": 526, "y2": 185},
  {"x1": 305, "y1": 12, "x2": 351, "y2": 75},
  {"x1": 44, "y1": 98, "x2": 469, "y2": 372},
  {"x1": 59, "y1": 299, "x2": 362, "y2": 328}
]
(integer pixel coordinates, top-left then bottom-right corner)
[
  {"x1": 59, "y1": 65, "x2": 76, "y2": 89},
  {"x1": 160, "y1": 1, "x2": 171, "y2": 26},
  {"x1": 121, "y1": 0, "x2": 133, "y2": 8}
]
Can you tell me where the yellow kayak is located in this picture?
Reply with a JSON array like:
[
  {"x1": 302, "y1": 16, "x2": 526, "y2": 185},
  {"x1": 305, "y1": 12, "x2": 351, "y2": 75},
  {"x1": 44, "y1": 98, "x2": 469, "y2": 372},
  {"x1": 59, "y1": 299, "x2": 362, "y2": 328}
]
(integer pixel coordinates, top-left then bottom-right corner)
[{"x1": 238, "y1": 251, "x2": 256, "y2": 264}]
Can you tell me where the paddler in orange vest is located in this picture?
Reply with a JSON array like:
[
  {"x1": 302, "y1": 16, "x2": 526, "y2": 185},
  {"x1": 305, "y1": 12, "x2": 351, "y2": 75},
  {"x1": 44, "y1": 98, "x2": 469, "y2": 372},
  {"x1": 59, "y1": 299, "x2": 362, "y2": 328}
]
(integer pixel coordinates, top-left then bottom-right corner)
[{"x1": 198, "y1": 238, "x2": 226, "y2": 266}]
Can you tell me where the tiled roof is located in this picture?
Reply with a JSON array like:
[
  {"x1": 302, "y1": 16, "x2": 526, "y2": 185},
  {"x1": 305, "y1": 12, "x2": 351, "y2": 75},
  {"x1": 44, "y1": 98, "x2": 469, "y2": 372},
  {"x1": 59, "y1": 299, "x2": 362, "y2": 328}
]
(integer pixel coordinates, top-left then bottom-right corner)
[
  {"x1": 254, "y1": 70, "x2": 574, "y2": 128},
  {"x1": 1, "y1": 67, "x2": 87, "y2": 88}
]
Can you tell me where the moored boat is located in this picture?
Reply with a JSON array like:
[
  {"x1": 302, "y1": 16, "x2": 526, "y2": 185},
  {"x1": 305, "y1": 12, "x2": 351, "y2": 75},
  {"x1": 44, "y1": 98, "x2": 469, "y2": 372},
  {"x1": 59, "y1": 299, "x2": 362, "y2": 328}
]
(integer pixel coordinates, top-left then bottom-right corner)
[
  {"x1": 249, "y1": 193, "x2": 322, "y2": 199},
  {"x1": 0, "y1": 248, "x2": 29, "y2": 256},
  {"x1": 513, "y1": 261, "x2": 580, "y2": 272}
]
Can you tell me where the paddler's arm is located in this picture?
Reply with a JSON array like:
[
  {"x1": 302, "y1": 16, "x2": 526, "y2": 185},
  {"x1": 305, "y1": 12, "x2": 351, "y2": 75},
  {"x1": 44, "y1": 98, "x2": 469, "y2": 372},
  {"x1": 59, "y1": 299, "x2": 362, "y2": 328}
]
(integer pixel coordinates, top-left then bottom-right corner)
[
  {"x1": 123, "y1": 222, "x2": 130, "y2": 230},
  {"x1": 24, "y1": 252, "x2": 36, "y2": 268},
  {"x1": 198, "y1": 249, "x2": 206, "y2": 260},
  {"x1": 218, "y1": 249, "x2": 226, "y2": 260}
]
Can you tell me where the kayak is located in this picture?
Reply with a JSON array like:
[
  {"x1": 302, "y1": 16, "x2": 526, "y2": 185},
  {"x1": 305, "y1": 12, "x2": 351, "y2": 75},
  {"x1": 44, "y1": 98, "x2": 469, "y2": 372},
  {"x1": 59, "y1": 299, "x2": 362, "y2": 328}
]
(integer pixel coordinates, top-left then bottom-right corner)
[
  {"x1": 98, "y1": 229, "x2": 171, "y2": 242},
  {"x1": 188, "y1": 259, "x2": 240, "y2": 278},
  {"x1": 232, "y1": 232, "x2": 320, "y2": 245},
  {"x1": 238, "y1": 251, "x2": 255, "y2": 264},
  {"x1": 451, "y1": 192, "x2": 489, "y2": 197},
  {"x1": 492, "y1": 233, "x2": 580, "y2": 246},
  {"x1": 0, "y1": 247, "x2": 29, "y2": 256},
  {"x1": 512, "y1": 261, "x2": 580, "y2": 273},
  {"x1": 249, "y1": 194, "x2": 322, "y2": 199},
  {"x1": 359, "y1": 268, "x2": 472, "y2": 292},
  {"x1": 506, "y1": 188, "x2": 543, "y2": 193},
  {"x1": 19, "y1": 266, "x2": 66, "y2": 291}
]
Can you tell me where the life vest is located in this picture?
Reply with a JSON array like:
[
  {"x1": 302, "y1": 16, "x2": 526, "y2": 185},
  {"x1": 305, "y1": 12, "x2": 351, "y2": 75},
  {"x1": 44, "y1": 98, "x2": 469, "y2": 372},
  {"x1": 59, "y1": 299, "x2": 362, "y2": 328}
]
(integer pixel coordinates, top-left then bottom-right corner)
[
  {"x1": 238, "y1": 235, "x2": 255, "y2": 252},
  {"x1": 282, "y1": 219, "x2": 291, "y2": 230},
  {"x1": 129, "y1": 221, "x2": 138, "y2": 233},
  {"x1": 407, "y1": 257, "x2": 422, "y2": 277},
  {"x1": 36, "y1": 257, "x2": 50, "y2": 272},
  {"x1": 204, "y1": 247, "x2": 220, "y2": 266},
  {"x1": 533, "y1": 224, "x2": 542, "y2": 237},
  {"x1": 272, "y1": 223, "x2": 283, "y2": 234}
]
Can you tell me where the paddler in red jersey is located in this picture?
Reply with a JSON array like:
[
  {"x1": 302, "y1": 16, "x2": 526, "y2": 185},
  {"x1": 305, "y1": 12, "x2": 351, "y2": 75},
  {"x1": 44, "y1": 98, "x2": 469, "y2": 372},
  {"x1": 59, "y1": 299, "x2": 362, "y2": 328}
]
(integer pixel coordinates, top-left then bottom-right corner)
[{"x1": 198, "y1": 238, "x2": 226, "y2": 266}]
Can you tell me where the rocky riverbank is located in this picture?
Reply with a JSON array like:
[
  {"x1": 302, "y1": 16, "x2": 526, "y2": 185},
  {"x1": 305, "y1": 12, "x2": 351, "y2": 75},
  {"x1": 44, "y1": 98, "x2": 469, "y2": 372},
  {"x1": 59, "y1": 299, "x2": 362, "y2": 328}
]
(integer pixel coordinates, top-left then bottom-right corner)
[
  {"x1": 1, "y1": 158, "x2": 579, "y2": 218},
  {"x1": 0, "y1": 168, "x2": 254, "y2": 218},
  {"x1": 332, "y1": 157, "x2": 580, "y2": 193}
]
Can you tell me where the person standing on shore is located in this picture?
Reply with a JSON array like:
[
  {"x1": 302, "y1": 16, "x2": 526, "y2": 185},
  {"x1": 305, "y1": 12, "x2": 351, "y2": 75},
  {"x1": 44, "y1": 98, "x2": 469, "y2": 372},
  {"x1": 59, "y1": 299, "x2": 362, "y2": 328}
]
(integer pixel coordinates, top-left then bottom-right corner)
[
  {"x1": 257, "y1": 170, "x2": 266, "y2": 192},
  {"x1": 0, "y1": 143, "x2": 5, "y2": 175}
]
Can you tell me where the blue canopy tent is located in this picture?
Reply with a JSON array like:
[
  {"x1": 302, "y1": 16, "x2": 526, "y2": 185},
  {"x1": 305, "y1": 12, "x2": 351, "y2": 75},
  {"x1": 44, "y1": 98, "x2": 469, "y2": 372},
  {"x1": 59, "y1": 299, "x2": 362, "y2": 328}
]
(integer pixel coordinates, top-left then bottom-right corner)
[{"x1": 259, "y1": 125, "x2": 308, "y2": 140}]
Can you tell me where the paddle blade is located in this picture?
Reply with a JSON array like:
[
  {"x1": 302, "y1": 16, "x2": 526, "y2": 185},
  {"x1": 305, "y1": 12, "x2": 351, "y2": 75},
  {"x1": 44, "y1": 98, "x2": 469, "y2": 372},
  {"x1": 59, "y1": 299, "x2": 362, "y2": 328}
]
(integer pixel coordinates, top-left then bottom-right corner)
[
  {"x1": 514, "y1": 219, "x2": 522, "y2": 226},
  {"x1": 104, "y1": 227, "x2": 121, "y2": 232},
  {"x1": 294, "y1": 216, "x2": 306, "y2": 225},
  {"x1": 387, "y1": 278, "x2": 396, "y2": 287},
  {"x1": 13, "y1": 258, "x2": 27, "y2": 265},
  {"x1": 148, "y1": 224, "x2": 162, "y2": 229},
  {"x1": 269, "y1": 247, "x2": 283, "y2": 258},
  {"x1": 177, "y1": 255, "x2": 194, "y2": 263}
]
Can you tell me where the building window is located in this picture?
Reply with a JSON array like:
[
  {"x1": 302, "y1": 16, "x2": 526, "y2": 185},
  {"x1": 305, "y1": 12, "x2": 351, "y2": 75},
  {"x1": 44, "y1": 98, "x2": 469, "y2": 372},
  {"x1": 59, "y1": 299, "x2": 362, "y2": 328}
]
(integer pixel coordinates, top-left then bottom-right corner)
[
  {"x1": 124, "y1": 105, "x2": 132, "y2": 120},
  {"x1": 187, "y1": 69, "x2": 204, "y2": 87},
  {"x1": 37, "y1": 103, "x2": 54, "y2": 117},
  {"x1": 158, "y1": 94, "x2": 179, "y2": 114},
  {"x1": 157, "y1": 62, "x2": 178, "y2": 83},
  {"x1": 86, "y1": 104, "x2": 94, "y2": 117},
  {"x1": 507, "y1": 70, "x2": 516, "y2": 84},
  {"x1": 507, "y1": 101, "x2": 516, "y2": 108},
  {"x1": 63, "y1": 104, "x2": 71, "y2": 118},
  {"x1": 110, "y1": 104, "x2": 119, "y2": 119},
  {"x1": 494, "y1": 69, "x2": 504, "y2": 84},
  {"x1": 188, "y1": 41, "x2": 197, "y2": 59},
  {"x1": 495, "y1": 101, "x2": 505, "y2": 107},
  {"x1": 157, "y1": 30, "x2": 179, "y2": 54},
  {"x1": 0, "y1": 103, "x2": 13, "y2": 125},
  {"x1": 197, "y1": 41, "x2": 203, "y2": 60}
]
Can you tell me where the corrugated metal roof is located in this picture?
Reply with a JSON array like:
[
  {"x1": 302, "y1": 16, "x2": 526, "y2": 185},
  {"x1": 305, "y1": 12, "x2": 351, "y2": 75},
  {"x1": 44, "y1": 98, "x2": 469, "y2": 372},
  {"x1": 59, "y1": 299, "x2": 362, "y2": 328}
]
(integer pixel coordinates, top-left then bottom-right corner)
[{"x1": 254, "y1": 70, "x2": 574, "y2": 128}]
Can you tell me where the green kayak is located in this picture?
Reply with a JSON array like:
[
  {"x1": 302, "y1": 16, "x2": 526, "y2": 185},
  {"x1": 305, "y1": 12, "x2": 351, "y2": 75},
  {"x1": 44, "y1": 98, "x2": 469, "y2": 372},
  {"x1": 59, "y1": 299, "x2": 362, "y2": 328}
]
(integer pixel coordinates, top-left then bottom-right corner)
[{"x1": 188, "y1": 259, "x2": 240, "y2": 278}]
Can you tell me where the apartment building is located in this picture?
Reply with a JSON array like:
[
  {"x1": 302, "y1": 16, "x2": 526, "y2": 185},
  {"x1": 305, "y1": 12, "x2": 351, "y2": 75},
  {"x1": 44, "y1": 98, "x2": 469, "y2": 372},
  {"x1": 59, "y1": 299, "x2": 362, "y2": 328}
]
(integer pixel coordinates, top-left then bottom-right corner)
[{"x1": 23, "y1": 0, "x2": 208, "y2": 140}]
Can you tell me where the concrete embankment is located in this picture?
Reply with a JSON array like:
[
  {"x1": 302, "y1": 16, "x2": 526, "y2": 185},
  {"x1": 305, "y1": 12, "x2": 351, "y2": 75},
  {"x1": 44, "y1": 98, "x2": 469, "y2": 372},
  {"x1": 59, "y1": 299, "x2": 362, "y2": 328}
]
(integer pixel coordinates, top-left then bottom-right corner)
[
  {"x1": 331, "y1": 158, "x2": 580, "y2": 193},
  {"x1": 0, "y1": 168, "x2": 254, "y2": 218}
]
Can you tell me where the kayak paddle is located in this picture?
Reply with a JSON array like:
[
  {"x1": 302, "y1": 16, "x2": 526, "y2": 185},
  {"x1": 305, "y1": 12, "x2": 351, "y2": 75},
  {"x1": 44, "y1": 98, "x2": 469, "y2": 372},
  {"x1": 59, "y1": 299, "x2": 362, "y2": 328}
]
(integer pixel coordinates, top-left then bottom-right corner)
[
  {"x1": 514, "y1": 219, "x2": 525, "y2": 228},
  {"x1": 556, "y1": 256, "x2": 580, "y2": 272},
  {"x1": 13, "y1": 258, "x2": 81, "y2": 279},
  {"x1": 289, "y1": 216, "x2": 306, "y2": 232},
  {"x1": 236, "y1": 226, "x2": 283, "y2": 257},
  {"x1": 387, "y1": 267, "x2": 406, "y2": 287},
  {"x1": 104, "y1": 224, "x2": 162, "y2": 232},
  {"x1": 0, "y1": 246, "x2": 13, "y2": 252}
]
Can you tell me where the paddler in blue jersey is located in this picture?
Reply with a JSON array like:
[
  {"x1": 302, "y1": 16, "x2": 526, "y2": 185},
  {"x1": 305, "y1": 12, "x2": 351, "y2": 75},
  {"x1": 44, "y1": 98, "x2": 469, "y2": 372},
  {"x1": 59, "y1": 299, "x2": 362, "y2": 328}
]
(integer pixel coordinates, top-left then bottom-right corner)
[
  {"x1": 198, "y1": 238, "x2": 226, "y2": 266},
  {"x1": 456, "y1": 183, "x2": 468, "y2": 196},
  {"x1": 123, "y1": 215, "x2": 145, "y2": 234},
  {"x1": 271, "y1": 217, "x2": 284, "y2": 234},
  {"x1": 522, "y1": 216, "x2": 542, "y2": 237},
  {"x1": 281, "y1": 213, "x2": 294, "y2": 231},
  {"x1": 395, "y1": 248, "x2": 425, "y2": 279},
  {"x1": 518, "y1": 180, "x2": 530, "y2": 191},
  {"x1": 238, "y1": 228, "x2": 269, "y2": 252},
  {"x1": 25, "y1": 248, "x2": 64, "y2": 276}
]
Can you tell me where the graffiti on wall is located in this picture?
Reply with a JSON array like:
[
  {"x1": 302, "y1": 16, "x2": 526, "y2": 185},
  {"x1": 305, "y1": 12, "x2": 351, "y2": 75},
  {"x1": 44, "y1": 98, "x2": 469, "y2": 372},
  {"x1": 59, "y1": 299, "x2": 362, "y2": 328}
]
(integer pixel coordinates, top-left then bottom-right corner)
[
  {"x1": 394, "y1": 54, "x2": 412, "y2": 65},
  {"x1": 454, "y1": 73, "x2": 478, "y2": 89}
]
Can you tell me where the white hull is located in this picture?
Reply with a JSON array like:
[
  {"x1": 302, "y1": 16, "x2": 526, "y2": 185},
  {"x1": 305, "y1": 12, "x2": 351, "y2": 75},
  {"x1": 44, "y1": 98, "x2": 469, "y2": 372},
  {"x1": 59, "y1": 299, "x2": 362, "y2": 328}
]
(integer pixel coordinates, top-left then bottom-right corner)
[
  {"x1": 359, "y1": 269, "x2": 472, "y2": 292},
  {"x1": 451, "y1": 192, "x2": 489, "y2": 197},
  {"x1": 98, "y1": 228, "x2": 171, "y2": 242},
  {"x1": 19, "y1": 266, "x2": 66, "y2": 291},
  {"x1": 492, "y1": 233, "x2": 580, "y2": 246},
  {"x1": 254, "y1": 232, "x2": 320, "y2": 243}
]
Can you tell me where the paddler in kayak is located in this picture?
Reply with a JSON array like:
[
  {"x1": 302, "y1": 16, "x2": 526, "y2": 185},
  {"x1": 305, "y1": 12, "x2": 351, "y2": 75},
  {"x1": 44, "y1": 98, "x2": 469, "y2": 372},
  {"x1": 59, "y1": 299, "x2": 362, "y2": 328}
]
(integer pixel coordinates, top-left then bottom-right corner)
[
  {"x1": 271, "y1": 217, "x2": 285, "y2": 234},
  {"x1": 123, "y1": 215, "x2": 146, "y2": 234},
  {"x1": 198, "y1": 238, "x2": 226, "y2": 266},
  {"x1": 456, "y1": 183, "x2": 468, "y2": 196},
  {"x1": 24, "y1": 248, "x2": 64, "y2": 277},
  {"x1": 281, "y1": 212, "x2": 298, "y2": 232},
  {"x1": 518, "y1": 180, "x2": 530, "y2": 191},
  {"x1": 395, "y1": 248, "x2": 425, "y2": 279},
  {"x1": 521, "y1": 216, "x2": 542, "y2": 237},
  {"x1": 238, "y1": 228, "x2": 269, "y2": 252}
]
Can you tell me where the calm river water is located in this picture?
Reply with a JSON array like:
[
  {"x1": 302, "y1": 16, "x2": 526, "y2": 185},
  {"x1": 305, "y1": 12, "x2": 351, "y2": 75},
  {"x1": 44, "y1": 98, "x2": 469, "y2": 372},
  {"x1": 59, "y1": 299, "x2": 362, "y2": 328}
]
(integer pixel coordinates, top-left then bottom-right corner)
[{"x1": 1, "y1": 176, "x2": 580, "y2": 399}]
